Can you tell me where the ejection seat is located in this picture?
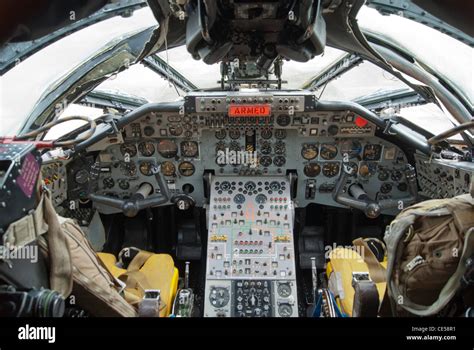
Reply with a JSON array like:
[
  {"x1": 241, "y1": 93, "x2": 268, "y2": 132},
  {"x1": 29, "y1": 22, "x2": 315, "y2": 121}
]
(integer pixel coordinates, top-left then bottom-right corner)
[{"x1": 98, "y1": 248, "x2": 179, "y2": 317}]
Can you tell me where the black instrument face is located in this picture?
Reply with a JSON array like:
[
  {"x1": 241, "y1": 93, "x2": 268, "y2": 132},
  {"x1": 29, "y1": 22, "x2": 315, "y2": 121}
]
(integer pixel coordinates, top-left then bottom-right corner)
[
  {"x1": 138, "y1": 142, "x2": 155, "y2": 157},
  {"x1": 120, "y1": 161, "x2": 137, "y2": 177},
  {"x1": 260, "y1": 156, "x2": 272, "y2": 167},
  {"x1": 260, "y1": 129, "x2": 272, "y2": 139},
  {"x1": 120, "y1": 143, "x2": 137, "y2": 157},
  {"x1": 260, "y1": 141, "x2": 272, "y2": 155},
  {"x1": 320, "y1": 144, "x2": 338, "y2": 160},
  {"x1": 322, "y1": 162, "x2": 340, "y2": 177},
  {"x1": 215, "y1": 129, "x2": 226, "y2": 139},
  {"x1": 304, "y1": 162, "x2": 321, "y2": 177},
  {"x1": 180, "y1": 141, "x2": 199, "y2": 158},
  {"x1": 276, "y1": 114, "x2": 291, "y2": 127},
  {"x1": 229, "y1": 129, "x2": 240, "y2": 140},
  {"x1": 363, "y1": 144, "x2": 382, "y2": 161},
  {"x1": 274, "y1": 129, "x2": 287, "y2": 139},
  {"x1": 273, "y1": 156, "x2": 286, "y2": 167},
  {"x1": 274, "y1": 141, "x2": 285, "y2": 155}
]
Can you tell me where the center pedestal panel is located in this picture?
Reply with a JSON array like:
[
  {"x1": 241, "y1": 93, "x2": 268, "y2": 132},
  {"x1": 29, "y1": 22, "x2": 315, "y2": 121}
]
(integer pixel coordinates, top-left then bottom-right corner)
[{"x1": 204, "y1": 176, "x2": 298, "y2": 317}]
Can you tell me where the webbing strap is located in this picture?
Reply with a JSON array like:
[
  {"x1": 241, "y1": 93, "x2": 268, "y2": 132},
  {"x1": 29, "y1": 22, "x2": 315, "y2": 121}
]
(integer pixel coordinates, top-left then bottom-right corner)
[
  {"x1": 119, "y1": 251, "x2": 167, "y2": 316},
  {"x1": 353, "y1": 238, "x2": 386, "y2": 283},
  {"x1": 127, "y1": 251, "x2": 154, "y2": 271},
  {"x1": 42, "y1": 191, "x2": 73, "y2": 296}
]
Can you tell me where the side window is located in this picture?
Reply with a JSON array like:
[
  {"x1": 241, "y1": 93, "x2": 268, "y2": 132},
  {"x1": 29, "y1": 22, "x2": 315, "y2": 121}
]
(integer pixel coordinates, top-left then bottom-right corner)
[
  {"x1": 318, "y1": 61, "x2": 409, "y2": 101},
  {"x1": 44, "y1": 104, "x2": 104, "y2": 140}
]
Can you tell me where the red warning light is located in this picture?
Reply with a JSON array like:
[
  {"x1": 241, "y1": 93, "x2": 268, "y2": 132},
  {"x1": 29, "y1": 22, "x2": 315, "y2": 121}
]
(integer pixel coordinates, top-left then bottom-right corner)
[
  {"x1": 354, "y1": 116, "x2": 368, "y2": 128},
  {"x1": 229, "y1": 104, "x2": 271, "y2": 117}
]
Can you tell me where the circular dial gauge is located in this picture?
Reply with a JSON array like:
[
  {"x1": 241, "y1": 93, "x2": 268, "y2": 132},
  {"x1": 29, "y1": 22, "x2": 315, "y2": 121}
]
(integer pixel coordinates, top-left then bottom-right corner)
[
  {"x1": 260, "y1": 156, "x2": 272, "y2": 167},
  {"x1": 178, "y1": 161, "x2": 195, "y2": 176},
  {"x1": 138, "y1": 142, "x2": 155, "y2": 157},
  {"x1": 157, "y1": 140, "x2": 178, "y2": 158},
  {"x1": 255, "y1": 194, "x2": 267, "y2": 204},
  {"x1": 391, "y1": 169, "x2": 403, "y2": 182},
  {"x1": 139, "y1": 161, "x2": 154, "y2": 176},
  {"x1": 340, "y1": 140, "x2": 362, "y2": 159},
  {"x1": 244, "y1": 181, "x2": 256, "y2": 191},
  {"x1": 273, "y1": 156, "x2": 286, "y2": 167},
  {"x1": 120, "y1": 161, "x2": 137, "y2": 177},
  {"x1": 278, "y1": 304, "x2": 293, "y2": 317},
  {"x1": 359, "y1": 162, "x2": 377, "y2": 178},
  {"x1": 304, "y1": 162, "x2": 321, "y2": 177},
  {"x1": 320, "y1": 144, "x2": 338, "y2": 160},
  {"x1": 120, "y1": 143, "x2": 137, "y2": 157},
  {"x1": 322, "y1": 162, "x2": 340, "y2": 177},
  {"x1": 118, "y1": 179, "x2": 130, "y2": 190},
  {"x1": 180, "y1": 141, "x2": 199, "y2": 158},
  {"x1": 215, "y1": 129, "x2": 226, "y2": 139},
  {"x1": 229, "y1": 129, "x2": 240, "y2": 139},
  {"x1": 260, "y1": 141, "x2": 272, "y2": 155},
  {"x1": 274, "y1": 141, "x2": 286, "y2": 155},
  {"x1": 301, "y1": 144, "x2": 319, "y2": 160},
  {"x1": 363, "y1": 144, "x2": 383, "y2": 161},
  {"x1": 209, "y1": 287, "x2": 230, "y2": 308},
  {"x1": 274, "y1": 129, "x2": 287, "y2": 139},
  {"x1": 160, "y1": 161, "x2": 176, "y2": 176},
  {"x1": 169, "y1": 125, "x2": 183, "y2": 136},
  {"x1": 74, "y1": 169, "x2": 89, "y2": 184},
  {"x1": 103, "y1": 177, "x2": 115, "y2": 189},
  {"x1": 269, "y1": 181, "x2": 281, "y2": 191},
  {"x1": 380, "y1": 183, "x2": 393, "y2": 194},
  {"x1": 260, "y1": 129, "x2": 272, "y2": 139},
  {"x1": 220, "y1": 181, "x2": 231, "y2": 191},
  {"x1": 277, "y1": 114, "x2": 291, "y2": 127},
  {"x1": 234, "y1": 193, "x2": 246, "y2": 204},
  {"x1": 378, "y1": 168, "x2": 390, "y2": 181},
  {"x1": 277, "y1": 283, "x2": 292, "y2": 298},
  {"x1": 144, "y1": 126, "x2": 155, "y2": 137}
]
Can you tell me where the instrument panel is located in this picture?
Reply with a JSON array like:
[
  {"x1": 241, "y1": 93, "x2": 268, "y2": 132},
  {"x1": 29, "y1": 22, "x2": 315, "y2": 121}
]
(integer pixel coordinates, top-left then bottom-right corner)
[
  {"x1": 204, "y1": 176, "x2": 298, "y2": 317},
  {"x1": 415, "y1": 153, "x2": 473, "y2": 199},
  {"x1": 87, "y1": 91, "x2": 411, "y2": 215}
]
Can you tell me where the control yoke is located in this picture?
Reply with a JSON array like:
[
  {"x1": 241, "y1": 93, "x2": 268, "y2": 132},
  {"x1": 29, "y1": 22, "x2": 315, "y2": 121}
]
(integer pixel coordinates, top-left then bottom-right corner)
[
  {"x1": 89, "y1": 165, "x2": 170, "y2": 217},
  {"x1": 333, "y1": 163, "x2": 418, "y2": 218}
]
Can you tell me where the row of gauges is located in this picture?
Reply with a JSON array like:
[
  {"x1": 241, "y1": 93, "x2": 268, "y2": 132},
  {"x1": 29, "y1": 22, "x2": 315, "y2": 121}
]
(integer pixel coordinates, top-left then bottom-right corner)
[
  {"x1": 120, "y1": 140, "x2": 199, "y2": 158},
  {"x1": 215, "y1": 128, "x2": 287, "y2": 140},
  {"x1": 118, "y1": 160, "x2": 195, "y2": 177},
  {"x1": 215, "y1": 141, "x2": 286, "y2": 155},
  {"x1": 303, "y1": 161, "x2": 406, "y2": 181},
  {"x1": 214, "y1": 180, "x2": 286, "y2": 196},
  {"x1": 301, "y1": 142, "x2": 383, "y2": 161}
]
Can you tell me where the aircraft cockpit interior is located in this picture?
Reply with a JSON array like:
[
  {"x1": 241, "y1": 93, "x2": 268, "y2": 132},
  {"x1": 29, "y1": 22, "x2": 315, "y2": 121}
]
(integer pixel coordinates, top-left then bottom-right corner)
[{"x1": 0, "y1": 0, "x2": 473, "y2": 324}]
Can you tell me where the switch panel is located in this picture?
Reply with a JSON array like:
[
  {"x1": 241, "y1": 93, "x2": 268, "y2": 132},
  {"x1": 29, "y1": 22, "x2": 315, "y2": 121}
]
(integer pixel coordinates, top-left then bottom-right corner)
[{"x1": 204, "y1": 176, "x2": 298, "y2": 317}]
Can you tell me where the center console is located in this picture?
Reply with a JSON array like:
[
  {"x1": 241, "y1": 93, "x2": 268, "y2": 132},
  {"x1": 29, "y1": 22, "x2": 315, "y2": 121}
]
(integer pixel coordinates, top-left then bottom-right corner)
[{"x1": 204, "y1": 176, "x2": 298, "y2": 317}]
